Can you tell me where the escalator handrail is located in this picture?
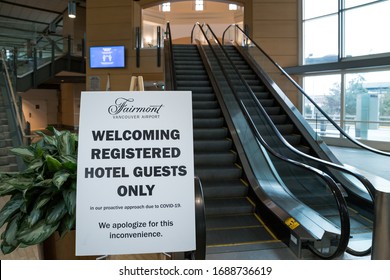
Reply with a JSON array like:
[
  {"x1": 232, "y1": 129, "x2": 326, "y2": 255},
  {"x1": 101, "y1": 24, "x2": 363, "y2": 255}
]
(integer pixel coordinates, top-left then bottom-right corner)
[
  {"x1": 164, "y1": 22, "x2": 177, "y2": 90},
  {"x1": 193, "y1": 23, "x2": 350, "y2": 259},
  {"x1": 222, "y1": 24, "x2": 390, "y2": 158},
  {"x1": 194, "y1": 176, "x2": 206, "y2": 260},
  {"x1": 219, "y1": 24, "x2": 377, "y2": 256}
]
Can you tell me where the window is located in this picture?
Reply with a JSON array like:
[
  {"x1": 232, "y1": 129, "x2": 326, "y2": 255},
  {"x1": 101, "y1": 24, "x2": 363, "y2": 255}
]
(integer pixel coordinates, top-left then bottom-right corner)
[
  {"x1": 195, "y1": 0, "x2": 204, "y2": 11},
  {"x1": 161, "y1": 3, "x2": 170, "y2": 12},
  {"x1": 302, "y1": 0, "x2": 390, "y2": 64},
  {"x1": 303, "y1": 71, "x2": 390, "y2": 141},
  {"x1": 303, "y1": 14, "x2": 338, "y2": 64},
  {"x1": 344, "y1": 1, "x2": 390, "y2": 57},
  {"x1": 229, "y1": 4, "x2": 238, "y2": 11},
  {"x1": 300, "y1": 1, "x2": 390, "y2": 144}
]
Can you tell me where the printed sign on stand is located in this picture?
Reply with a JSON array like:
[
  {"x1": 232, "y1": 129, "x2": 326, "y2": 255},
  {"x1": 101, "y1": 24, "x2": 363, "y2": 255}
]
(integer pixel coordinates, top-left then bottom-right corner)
[{"x1": 76, "y1": 91, "x2": 195, "y2": 256}]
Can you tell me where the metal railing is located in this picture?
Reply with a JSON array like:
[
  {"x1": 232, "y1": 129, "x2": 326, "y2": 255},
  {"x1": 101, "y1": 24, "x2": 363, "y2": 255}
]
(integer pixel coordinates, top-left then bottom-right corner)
[{"x1": 0, "y1": 50, "x2": 28, "y2": 146}]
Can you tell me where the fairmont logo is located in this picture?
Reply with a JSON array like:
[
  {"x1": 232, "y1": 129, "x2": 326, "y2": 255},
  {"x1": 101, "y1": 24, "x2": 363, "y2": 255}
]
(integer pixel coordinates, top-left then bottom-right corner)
[{"x1": 108, "y1": 97, "x2": 163, "y2": 116}]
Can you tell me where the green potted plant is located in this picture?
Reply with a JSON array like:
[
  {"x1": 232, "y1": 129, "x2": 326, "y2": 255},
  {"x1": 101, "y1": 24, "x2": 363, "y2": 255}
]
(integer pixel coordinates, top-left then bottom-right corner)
[{"x1": 0, "y1": 127, "x2": 77, "y2": 255}]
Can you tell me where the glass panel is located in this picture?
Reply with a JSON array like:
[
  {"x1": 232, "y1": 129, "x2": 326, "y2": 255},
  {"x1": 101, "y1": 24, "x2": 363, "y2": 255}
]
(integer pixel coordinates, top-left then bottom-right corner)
[
  {"x1": 161, "y1": 3, "x2": 170, "y2": 12},
  {"x1": 345, "y1": 71, "x2": 390, "y2": 141},
  {"x1": 344, "y1": 2, "x2": 390, "y2": 57},
  {"x1": 303, "y1": 0, "x2": 338, "y2": 19},
  {"x1": 303, "y1": 15, "x2": 338, "y2": 64},
  {"x1": 345, "y1": 0, "x2": 378, "y2": 9},
  {"x1": 303, "y1": 75, "x2": 342, "y2": 137}
]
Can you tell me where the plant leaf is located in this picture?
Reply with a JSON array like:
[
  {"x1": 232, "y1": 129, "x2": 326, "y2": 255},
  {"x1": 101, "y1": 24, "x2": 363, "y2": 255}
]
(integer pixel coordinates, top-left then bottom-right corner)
[
  {"x1": 3, "y1": 213, "x2": 22, "y2": 247},
  {"x1": 0, "y1": 242, "x2": 17, "y2": 254},
  {"x1": 10, "y1": 147, "x2": 34, "y2": 162},
  {"x1": 58, "y1": 214, "x2": 75, "y2": 237},
  {"x1": 58, "y1": 130, "x2": 74, "y2": 156},
  {"x1": 35, "y1": 131, "x2": 57, "y2": 147},
  {"x1": 45, "y1": 155, "x2": 62, "y2": 173},
  {"x1": 26, "y1": 207, "x2": 43, "y2": 227},
  {"x1": 63, "y1": 189, "x2": 76, "y2": 216},
  {"x1": 34, "y1": 195, "x2": 52, "y2": 210},
  {"x1": 0, "y1": 194, "x2": 24, "y2": 228},
  {"x1": 45, "y1": 200, "x2": 67, "y2": 224},
  {"x1": 60, "y1": 155, "x2": 77, "y2": 172},
  {"x1": 53, "y1": 170, "x2": 70, "y2": 189},
  {"x1": 17, "y1": 220, "x2": 59, "y2": 246},
  {"x1": 23, "y1": 159, "x2": 44, "y2": 173},
  {"x1": 0, "y1": 177, "x2": 34, "y2": 195}
]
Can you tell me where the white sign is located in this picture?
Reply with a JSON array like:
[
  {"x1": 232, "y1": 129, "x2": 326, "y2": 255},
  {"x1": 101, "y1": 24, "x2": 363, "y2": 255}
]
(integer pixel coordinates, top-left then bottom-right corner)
[{"x1": 76, "y1": 91, "x2": 195, "y2": 256}]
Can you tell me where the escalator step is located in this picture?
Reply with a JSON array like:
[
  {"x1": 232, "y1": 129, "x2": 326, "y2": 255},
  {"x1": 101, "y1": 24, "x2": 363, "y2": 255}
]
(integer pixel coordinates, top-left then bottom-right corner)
[
  {"x1": 201, "y1": 179, "x2": 247, "y2": 198},
  {"x1": 194, "y1": 139, "x2": 233, "y2": 152},
  {"x1": 270, "y1": 114, "x2": 288, "y2": 124},
  {"x1": 176, "y1": 74, "x2": 209, "y2": 81},
  {"x1": 192, "y1": 101, "x2": 219, "y2": 109},
  {"x1": 264, "y1": 106, "x2": 281, "y2": 115},
  {"x1": 193, "y1": 108, "x2": 221, "y2": 118},
  {"x1": 177, "y1": 80, "x2": 210, "y2": 87},
  {"x1": 193, "y1": 117, "x2": 224, "y2": 128},
  {"x1": 193, "y1": 128, "x2": 228, "y2": 140},
  {"x1": 195, "y1": 152, "x2": 237, "y2": 166},
  {"x1": 276, "y1": 124, "x2": 295, "y2": 134},
  {"x1": 196, "y1": 166, "x2": 242, "y2": 180},
  {"x1": 254, "y1": 91, "x2": 269, "y2": 99},
  {"x1": 206, "y1": 213, "x2": 259, "y2": 229},
  {"x1": 206, "y1": 226, "x2": 275, "y2": 246},
  {"x1": 177, "y1": 87, "x2": 214, "y2": 94},
  {"x1": 205, "y1": 197, "x2": 253, "y2": 216}
]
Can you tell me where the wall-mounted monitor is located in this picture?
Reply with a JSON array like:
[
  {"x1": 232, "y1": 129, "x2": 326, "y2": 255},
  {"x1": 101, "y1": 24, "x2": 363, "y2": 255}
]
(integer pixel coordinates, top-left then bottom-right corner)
[{"x1": 89, "y1": 45, "x2": 125, "y2": 68}]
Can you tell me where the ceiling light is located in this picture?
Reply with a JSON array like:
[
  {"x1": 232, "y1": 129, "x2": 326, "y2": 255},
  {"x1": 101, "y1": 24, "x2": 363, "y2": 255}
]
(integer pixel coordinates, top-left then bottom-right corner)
[{"x1": 68, "y1": 1, "x2": 76, "y2": 18}]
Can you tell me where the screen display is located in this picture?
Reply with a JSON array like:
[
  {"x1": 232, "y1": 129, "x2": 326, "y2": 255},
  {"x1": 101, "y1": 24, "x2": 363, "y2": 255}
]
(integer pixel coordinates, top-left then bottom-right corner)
[{"x1": 89, "y1": 46, "x2": 125, "y2": 68}]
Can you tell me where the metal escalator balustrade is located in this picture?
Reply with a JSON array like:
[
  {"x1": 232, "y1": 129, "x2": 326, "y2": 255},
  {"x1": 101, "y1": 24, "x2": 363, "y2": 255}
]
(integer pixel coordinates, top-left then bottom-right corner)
[{"x1": 192, "y1": 23, "x2": 351, "y2": 259}]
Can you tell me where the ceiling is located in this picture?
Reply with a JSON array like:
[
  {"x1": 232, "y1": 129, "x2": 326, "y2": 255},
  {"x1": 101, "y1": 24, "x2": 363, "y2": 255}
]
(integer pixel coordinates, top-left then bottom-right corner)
[{"x1": 0, "y1": 0, "x2": 86, "y2": 50}]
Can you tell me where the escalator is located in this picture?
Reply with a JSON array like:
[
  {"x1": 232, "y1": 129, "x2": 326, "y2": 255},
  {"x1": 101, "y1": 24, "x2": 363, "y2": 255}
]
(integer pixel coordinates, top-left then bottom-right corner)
[
  {"x1": 165, "y1": 23, "x2": 354, "y2": 260},
  {"x1": 215, "y1": 25, "x2": 390, "y2": 257},
  {"x1": 219, "y1": 44, "x2": 374, "y2": 245},
  {"x1": 171, "y1": 44, "x2": 289, "y2": 258}
]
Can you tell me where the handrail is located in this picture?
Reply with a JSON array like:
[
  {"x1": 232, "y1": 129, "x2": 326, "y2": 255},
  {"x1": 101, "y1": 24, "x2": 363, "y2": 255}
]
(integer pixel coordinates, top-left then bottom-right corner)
[
  {"x1": 192, "y1": 23, "x2": 351, "y2": 259},
  {"x1": 157, "y1": 26, "x2": 161, "y2": 67},
  {"x1": 0, "y1": 50, "x2": 27, "y2": 142},
  {"x1": 220, "y1": 24, "x2": 378, "y2": 256},
  {"x1": 164, "y1": 22, "x2": 176, "y2": 90},
  {"x1": 222, "y1": 24, "x2": 390, "y2": 157},
  {"x1": 136, "y1": 27, "x2": 141, "y2": 68},
  {"x1": 193, "y1": 176, "x2": 206, "y2": 260}
]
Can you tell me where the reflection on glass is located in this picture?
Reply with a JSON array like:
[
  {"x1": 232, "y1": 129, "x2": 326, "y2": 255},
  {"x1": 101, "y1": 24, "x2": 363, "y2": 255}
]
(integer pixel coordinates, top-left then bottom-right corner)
[
  {"x1": 344, "y1": 1, "x2": 390, "y2": 57},
  {"x1": 345, "y1": 71, "x2": 390, "y2": 141},
  {"x1": 303, "y1": 71, "x2": 390, "y2": 142},
  {"x1": 303, "y1": 0, "x2": 338, "y2": 19},
  {"x1": 303, "y1": 15, "x2": 338, "y2": 64},
  {"x1": 303, "y1": 75, "x2": 341, "y2": 138}
]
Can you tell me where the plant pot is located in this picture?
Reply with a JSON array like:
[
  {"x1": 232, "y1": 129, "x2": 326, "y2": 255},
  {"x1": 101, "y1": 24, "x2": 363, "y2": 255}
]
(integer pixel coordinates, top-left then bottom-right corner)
[
  {"x1": 38, "y1": 230, "x2": 167, "y2": 260},
  {"x1": 39, "y1": 230, "x2": 97, "y2": 260}
]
